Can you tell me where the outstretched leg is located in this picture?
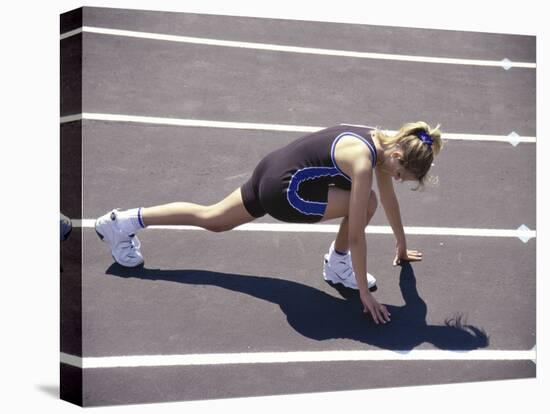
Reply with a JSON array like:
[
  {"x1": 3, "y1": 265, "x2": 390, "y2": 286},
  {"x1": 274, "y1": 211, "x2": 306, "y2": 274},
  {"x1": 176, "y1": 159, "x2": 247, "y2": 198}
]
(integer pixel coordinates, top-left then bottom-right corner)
[
  {"x1": 141, "y1": 188, "x2": 256, "y2": 232},
  {"x1": 96, "y1": 188, "x2": 255, "y2": 267}
]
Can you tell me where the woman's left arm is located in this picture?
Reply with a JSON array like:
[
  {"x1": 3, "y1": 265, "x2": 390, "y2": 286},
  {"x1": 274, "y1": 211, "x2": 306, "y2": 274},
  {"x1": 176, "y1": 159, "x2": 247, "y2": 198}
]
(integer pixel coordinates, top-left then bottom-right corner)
[{"x1": 375, "y1": 169, "x2": 423, "y2": 265}]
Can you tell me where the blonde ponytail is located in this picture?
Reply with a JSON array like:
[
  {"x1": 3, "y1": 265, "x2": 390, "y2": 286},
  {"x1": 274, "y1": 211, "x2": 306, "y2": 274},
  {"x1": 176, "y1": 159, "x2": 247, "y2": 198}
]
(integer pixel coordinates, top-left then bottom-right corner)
[{"x1": 374, "y1": 121, "x2": 443, "y2": 187}]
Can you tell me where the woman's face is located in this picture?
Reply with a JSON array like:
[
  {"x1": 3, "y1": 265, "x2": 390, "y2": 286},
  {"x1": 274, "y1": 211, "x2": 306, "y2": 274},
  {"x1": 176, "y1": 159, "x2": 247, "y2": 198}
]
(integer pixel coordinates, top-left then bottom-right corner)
[{"x1": 384, "y1": 151, "x2": 417, "y2": 183}]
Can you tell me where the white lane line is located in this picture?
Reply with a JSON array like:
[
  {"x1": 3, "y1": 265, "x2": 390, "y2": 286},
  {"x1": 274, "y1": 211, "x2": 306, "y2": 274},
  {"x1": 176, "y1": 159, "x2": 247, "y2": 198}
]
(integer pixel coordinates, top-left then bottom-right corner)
[
  {"x1": 60, "y1": 114, "x2": 83, "y2": 123},
  {"x1": 60, "y1": 113, "x2": 318, "y2": 133},
  {"x1": 78, "y1": 220, "x2": 536, "y2": 242},
  {"x1": 59, "y1": 113, "x2": 536, "y2": 144},
  {"x1": 60, "y1": 349, "x2": 536, "y2": 369},
  {"x1": 60, "y1": 27, "x2": 83, "y2": 40},
  {"x1": 60, "y1": 26, "x2": 536, "y2": 70}
]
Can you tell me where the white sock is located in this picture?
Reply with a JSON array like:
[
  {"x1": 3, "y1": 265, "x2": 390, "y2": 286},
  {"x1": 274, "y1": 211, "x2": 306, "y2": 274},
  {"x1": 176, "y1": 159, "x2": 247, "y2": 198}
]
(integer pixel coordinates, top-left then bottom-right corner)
[
  {"x1": 329, "y1": 244, "x2": 349, "y2": 261},
  {"x1": 117, "y1": 207, "x2": 146, "y2": 234}
]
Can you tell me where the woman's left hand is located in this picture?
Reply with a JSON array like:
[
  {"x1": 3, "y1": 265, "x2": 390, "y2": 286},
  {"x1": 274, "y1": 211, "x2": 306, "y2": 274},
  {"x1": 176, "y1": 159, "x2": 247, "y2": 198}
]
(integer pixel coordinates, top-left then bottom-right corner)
[{"x1": 393, "y1": 244, "x2": 423, "y2": 266}]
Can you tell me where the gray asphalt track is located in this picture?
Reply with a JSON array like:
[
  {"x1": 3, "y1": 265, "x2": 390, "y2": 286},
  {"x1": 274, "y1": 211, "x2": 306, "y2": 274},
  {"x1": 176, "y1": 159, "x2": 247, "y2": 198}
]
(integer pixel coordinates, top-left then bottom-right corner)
[
  {"x1": 60, "y1": 6, "x2": 537, "y2": 407},
  {"x1": 83, "y1": 231, "x2": 534, "y2": 355},
  {"x1": 80, "y1": 360, "x2": 534, "y2": 406},
  {"x1": 80, "y1": 33, "x2": 535, "y2": 135},
  {"x1": 82, "y1": 122, "x2": 535, "y2": 229},
  {"x1": 81, "y1": 7, "x2": 535, "y2": 62}
]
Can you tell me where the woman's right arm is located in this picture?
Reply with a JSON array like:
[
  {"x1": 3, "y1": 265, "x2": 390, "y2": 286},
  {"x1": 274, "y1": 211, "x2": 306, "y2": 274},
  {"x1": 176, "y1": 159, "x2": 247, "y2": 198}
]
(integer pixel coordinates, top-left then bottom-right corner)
[{"x1": 347, "y1": 151, "x2": 391, "y2": 324}]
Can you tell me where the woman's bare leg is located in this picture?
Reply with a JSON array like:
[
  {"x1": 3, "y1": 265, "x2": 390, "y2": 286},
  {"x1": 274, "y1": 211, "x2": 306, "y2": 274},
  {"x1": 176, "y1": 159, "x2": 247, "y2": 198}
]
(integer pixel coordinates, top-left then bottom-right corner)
[
  {"x1": 334, "y1": 216, "x2": 351, "y2": 254},
  {"x1": 140, "y1": 188, "x2": 255, "y2": 232},
  {"x1": 322, "y1": 187, "x2": 378, "y2": 252}
]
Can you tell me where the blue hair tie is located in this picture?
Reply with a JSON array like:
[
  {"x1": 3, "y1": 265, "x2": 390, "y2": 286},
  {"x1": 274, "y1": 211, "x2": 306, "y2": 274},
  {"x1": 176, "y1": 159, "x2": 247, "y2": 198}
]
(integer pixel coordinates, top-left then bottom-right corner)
[{"x1": 416, "y1": 130, "x2": 433, "y2": 147}]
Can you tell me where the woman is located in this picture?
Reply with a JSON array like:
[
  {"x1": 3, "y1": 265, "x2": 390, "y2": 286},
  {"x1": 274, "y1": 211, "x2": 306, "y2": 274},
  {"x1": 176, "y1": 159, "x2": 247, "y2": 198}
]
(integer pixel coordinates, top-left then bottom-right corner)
[{"x1": 96, "y1": 121, "x2": 443, "y2": 324}]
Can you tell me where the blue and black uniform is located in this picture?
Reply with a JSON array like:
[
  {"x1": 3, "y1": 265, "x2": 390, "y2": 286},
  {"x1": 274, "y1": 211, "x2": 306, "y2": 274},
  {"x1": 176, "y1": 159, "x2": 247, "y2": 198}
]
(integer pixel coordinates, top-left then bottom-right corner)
[{"x1": 240, "y1": 124, "x2": 378, "y2": 223}]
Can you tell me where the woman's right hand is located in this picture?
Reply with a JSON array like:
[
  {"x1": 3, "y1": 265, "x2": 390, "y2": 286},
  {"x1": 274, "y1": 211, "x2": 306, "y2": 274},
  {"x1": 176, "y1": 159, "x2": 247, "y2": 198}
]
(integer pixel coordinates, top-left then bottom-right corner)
[{"x1": 360, "y1": 291, "x2": 391, "y2": 324}]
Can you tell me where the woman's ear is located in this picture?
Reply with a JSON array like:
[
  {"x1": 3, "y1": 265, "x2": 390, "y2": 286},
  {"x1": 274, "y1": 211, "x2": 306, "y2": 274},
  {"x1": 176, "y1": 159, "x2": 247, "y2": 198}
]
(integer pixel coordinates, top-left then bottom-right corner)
[{"x1": 391, "y1": 151, "x2": 403, "y2": 160}]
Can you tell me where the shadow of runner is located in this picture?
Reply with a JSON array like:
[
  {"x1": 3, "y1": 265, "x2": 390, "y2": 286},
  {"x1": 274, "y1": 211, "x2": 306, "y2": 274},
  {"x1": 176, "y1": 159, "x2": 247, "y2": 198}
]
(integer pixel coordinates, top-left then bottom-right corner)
[{"x1": 106, "y1": 262, "x2": 489, "y2": 351}]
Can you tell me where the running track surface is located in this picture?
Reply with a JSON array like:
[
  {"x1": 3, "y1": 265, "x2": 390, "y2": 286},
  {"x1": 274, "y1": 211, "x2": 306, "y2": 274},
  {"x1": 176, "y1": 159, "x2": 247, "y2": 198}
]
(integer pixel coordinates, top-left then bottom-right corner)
[{"x1": 60, "y1": 7, "x2": 536, "y2": 407}]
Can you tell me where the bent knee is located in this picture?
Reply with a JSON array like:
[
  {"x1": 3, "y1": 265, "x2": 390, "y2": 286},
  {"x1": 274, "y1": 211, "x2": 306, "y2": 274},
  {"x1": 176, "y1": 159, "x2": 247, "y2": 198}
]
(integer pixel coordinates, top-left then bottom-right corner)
[
  {"x1": 203, "y1": 217, "x2": 236, "y2": 233},
  {"x1": 202, "y1": 207, "x2": 236, "y2": 233}
]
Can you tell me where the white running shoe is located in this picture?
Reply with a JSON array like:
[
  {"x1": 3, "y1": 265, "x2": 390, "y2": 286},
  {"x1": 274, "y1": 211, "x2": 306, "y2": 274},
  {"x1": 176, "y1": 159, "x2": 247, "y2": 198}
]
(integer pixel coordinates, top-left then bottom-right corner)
[
  {"x1": 323, "y1": 241, "x2": 376, "y2": 290},
  {"x1": 95, "y1": 209, "x2": 144, "y2": 267}
]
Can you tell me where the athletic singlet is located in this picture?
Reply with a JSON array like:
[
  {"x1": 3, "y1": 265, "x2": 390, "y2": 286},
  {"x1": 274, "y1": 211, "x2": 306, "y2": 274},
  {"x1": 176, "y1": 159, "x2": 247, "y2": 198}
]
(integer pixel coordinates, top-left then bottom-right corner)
[{"x1": 240, "y1": 124, "x2": 377, "y2": 223}]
